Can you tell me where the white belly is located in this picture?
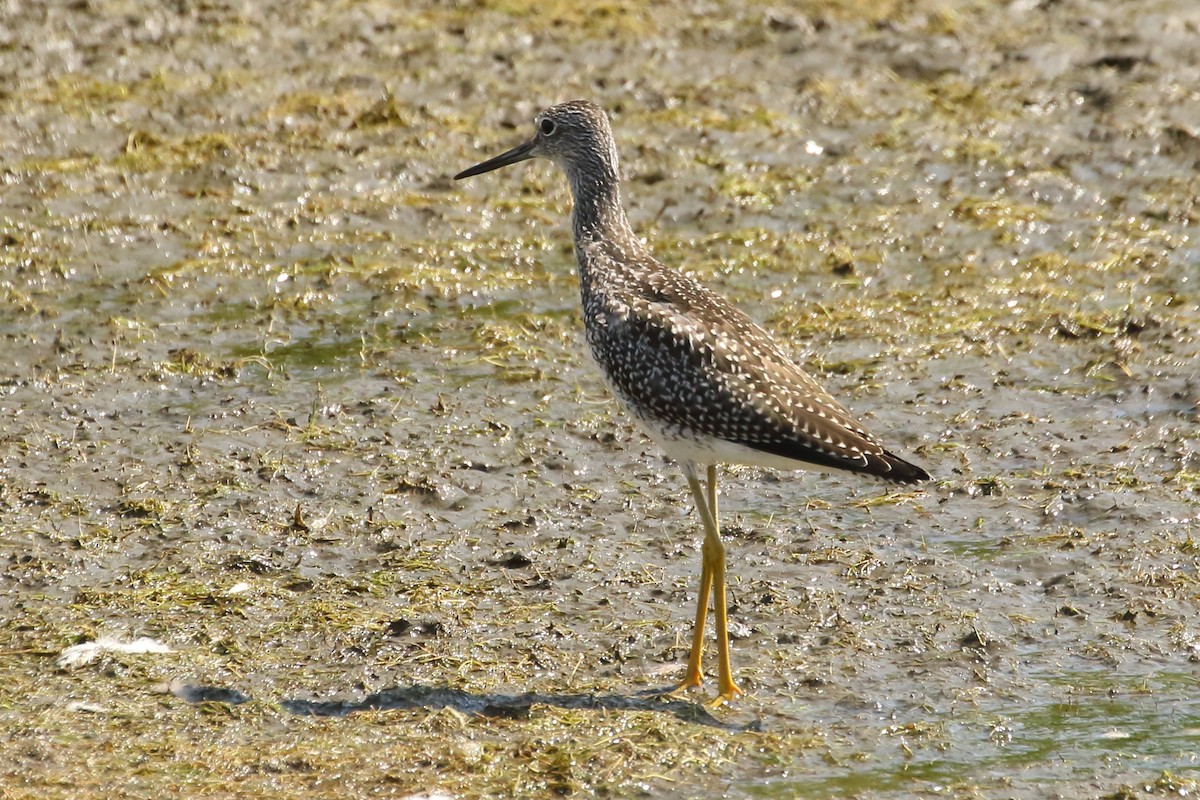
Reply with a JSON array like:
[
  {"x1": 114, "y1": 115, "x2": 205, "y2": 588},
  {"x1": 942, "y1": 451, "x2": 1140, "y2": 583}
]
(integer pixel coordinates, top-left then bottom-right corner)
[{"x1": 634, "y1": 416, "x2": 840, "y2": 475}]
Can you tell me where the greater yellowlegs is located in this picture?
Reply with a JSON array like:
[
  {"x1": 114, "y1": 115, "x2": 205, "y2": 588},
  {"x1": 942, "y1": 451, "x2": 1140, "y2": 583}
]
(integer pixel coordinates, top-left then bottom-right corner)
[{"x1": 455, "y1": 100, "x2": 929, "y2": 705}]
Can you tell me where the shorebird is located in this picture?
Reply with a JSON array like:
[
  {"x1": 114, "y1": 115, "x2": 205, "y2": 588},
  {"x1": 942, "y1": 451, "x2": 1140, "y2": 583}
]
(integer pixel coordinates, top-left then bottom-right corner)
[{"x1": 454, "y1": 100, "x2": 929, "y2": 706}]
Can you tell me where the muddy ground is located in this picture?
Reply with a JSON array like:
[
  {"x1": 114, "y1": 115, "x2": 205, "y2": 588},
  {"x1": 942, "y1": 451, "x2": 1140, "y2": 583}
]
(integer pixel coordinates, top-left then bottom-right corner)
[{"x1": 1, "y1": 0, "x2": 1199, "y2": 797}]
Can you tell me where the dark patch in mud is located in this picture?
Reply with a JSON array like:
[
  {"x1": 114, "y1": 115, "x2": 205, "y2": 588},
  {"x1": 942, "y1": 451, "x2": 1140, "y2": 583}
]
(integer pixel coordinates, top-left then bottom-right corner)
[{"x1": 279, "y1": 684, "x2": 745, "y2": 731}]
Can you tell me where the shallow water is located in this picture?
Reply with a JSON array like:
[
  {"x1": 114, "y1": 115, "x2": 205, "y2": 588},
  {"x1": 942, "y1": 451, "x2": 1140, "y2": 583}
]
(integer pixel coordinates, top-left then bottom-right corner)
[{"x1": 1, "y1": 0, "x2": 1199, "y2": 797}]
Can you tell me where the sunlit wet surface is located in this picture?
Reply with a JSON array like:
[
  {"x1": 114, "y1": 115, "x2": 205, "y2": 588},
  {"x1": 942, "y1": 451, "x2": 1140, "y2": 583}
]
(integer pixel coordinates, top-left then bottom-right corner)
[{"x1": 2, "y1": 0, "x2": 1199, "y2": 797}]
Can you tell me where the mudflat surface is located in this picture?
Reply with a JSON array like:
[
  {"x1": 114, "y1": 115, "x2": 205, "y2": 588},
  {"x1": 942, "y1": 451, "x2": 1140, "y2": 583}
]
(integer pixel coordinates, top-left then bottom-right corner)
[{"x1": 2, "y1": 1, "x2": 1198, "y2": 797}]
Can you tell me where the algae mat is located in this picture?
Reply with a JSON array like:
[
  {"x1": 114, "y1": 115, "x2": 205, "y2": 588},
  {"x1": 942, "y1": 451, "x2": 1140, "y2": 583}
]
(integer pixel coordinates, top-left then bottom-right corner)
[{"x1": 1, "y1": 1, "x2": 1198, "y2": 797}]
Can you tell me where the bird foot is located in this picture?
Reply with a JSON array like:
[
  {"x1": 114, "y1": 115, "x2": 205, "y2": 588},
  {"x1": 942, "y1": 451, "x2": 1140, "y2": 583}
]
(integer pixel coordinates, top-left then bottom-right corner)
[
  {"x1": 662, "y1": 672, "x2": 744, "y2": 708},
  {"x1": 704, "y1": 682, "x2": 744, "y2": 709},
  {"x1": 664, "y1": 671, "x2": 704, "y2": 700}
]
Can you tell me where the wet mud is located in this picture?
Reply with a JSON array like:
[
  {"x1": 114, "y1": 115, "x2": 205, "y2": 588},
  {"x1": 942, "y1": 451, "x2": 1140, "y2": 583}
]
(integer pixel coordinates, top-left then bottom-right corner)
[{"x1": 1, "y1": 1, "x2": 1198, "y2": 797}]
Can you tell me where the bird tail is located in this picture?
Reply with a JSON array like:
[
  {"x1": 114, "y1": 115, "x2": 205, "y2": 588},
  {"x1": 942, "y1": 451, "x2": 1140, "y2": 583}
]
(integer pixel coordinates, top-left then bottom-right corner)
[{"x1": 876, "y1": 451, "x2": 930, "y2": 484}]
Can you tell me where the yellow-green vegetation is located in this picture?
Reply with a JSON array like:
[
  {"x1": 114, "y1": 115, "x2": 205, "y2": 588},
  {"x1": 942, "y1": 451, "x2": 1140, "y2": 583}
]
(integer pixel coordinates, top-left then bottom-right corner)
[{"x1": 2, "y1": 0, "x2": 1198, "y2": 798}]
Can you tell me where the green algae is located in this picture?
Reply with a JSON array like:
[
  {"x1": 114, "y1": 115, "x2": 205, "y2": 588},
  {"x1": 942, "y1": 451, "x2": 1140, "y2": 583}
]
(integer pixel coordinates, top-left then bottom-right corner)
[{"x1": 2, "y1": 1, "x2": 1199, "y2": 799}]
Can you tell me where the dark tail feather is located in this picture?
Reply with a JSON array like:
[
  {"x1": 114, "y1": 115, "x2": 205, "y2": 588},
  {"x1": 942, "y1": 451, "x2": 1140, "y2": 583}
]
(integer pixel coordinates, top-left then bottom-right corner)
[{"x1": 876, "y1": 450, "x2": 930, "y2": 484}]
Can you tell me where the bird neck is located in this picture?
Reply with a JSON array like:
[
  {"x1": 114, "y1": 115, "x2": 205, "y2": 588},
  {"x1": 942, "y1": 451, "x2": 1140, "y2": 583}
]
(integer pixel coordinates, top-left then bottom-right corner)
[{"x1": 564, "y1": 161, "x2": 636, "y2": 247}]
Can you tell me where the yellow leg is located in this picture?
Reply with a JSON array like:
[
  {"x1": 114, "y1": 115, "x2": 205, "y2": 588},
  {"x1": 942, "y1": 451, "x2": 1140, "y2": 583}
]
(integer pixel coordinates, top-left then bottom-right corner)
[
  {"x1": 705, "y1": 464, "x2": 741, "y2": 706},
  {"x1": 671, "y1": 463, "x2": 743, "y2": 706},
  {"x1": 673, "y1": 530, "x2": 711, "y2": 692}
]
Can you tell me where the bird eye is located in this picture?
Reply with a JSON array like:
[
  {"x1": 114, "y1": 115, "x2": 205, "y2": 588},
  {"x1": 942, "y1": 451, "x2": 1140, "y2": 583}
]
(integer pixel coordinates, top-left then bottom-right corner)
[{"x1": 539, "y1": 118, "x2": 556, "y2": 136}]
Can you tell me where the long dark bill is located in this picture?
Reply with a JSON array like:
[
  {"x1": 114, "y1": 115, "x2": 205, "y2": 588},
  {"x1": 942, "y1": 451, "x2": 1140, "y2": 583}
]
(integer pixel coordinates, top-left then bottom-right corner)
[{"x1": 454, "y1": 138, "x2": 537, "y2": 180}]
